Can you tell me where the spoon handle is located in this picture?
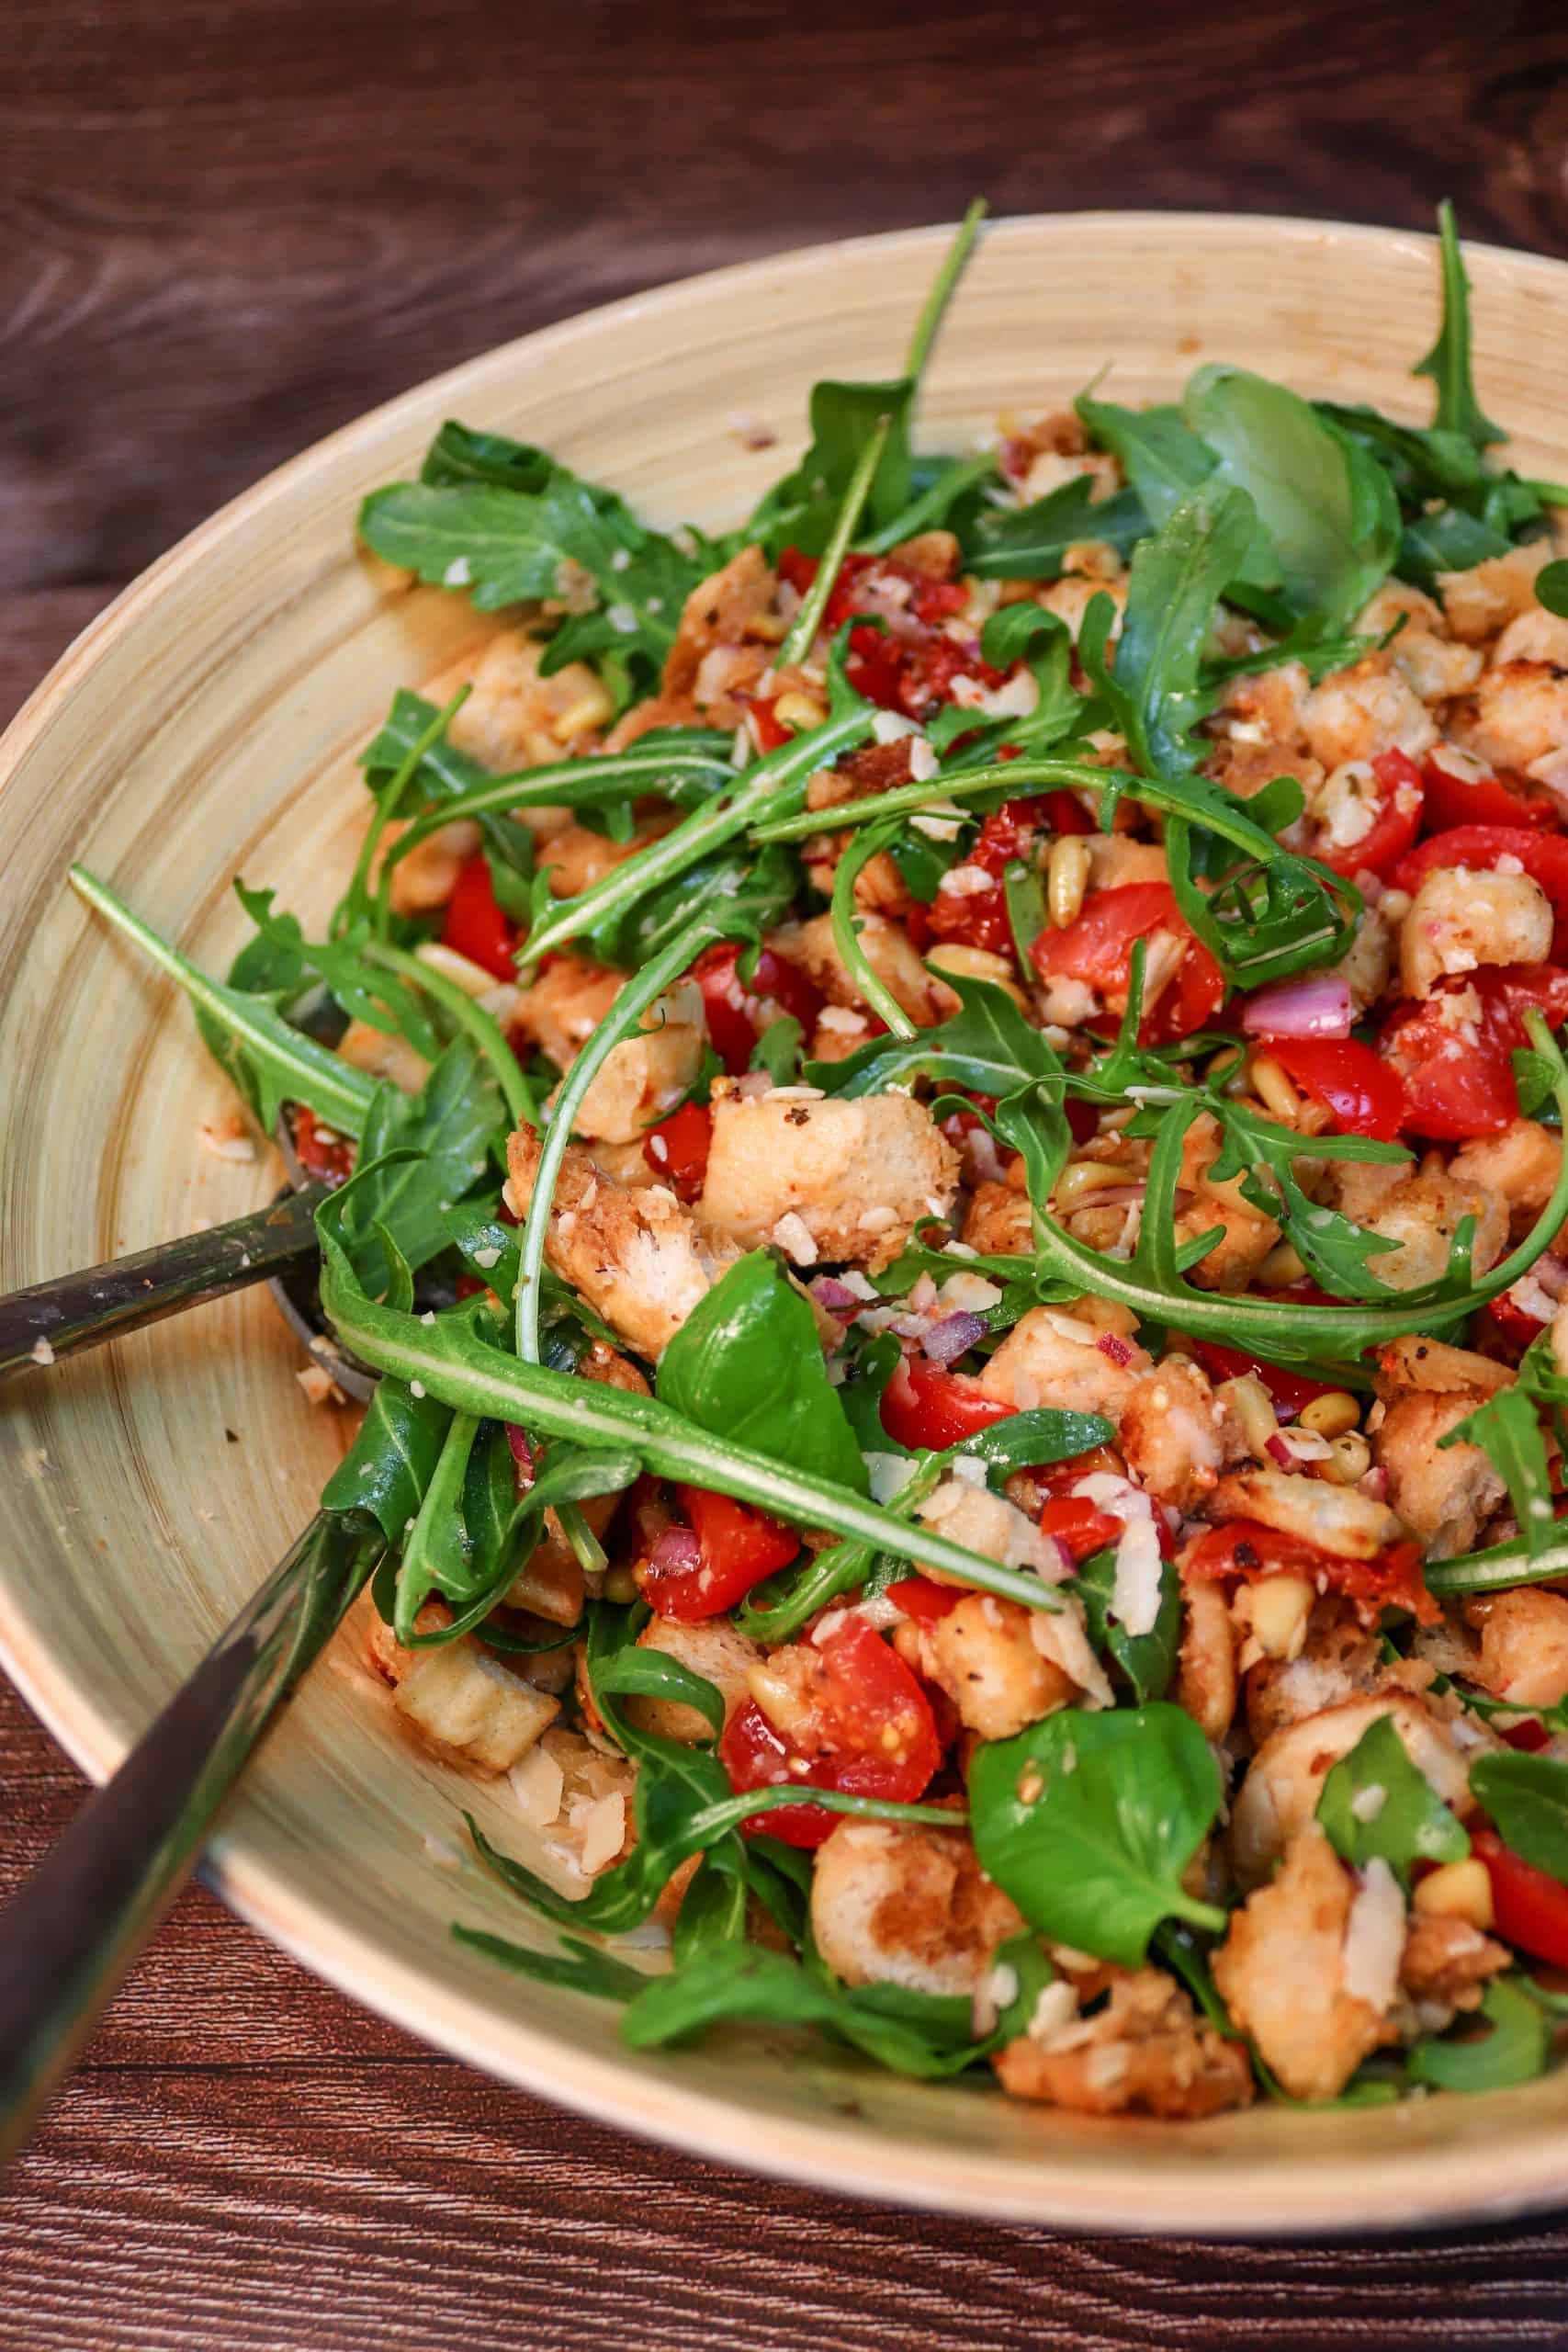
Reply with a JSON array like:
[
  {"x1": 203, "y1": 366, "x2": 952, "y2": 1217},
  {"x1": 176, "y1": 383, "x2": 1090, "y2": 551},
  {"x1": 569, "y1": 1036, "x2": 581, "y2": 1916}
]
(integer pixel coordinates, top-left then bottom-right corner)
[
  {"x1": 0, "y1": 1185, "x2": 326, "y2": 1377},
  {"x1": 0, "y1": 1510, "x2": 385, "y2": 2164}
]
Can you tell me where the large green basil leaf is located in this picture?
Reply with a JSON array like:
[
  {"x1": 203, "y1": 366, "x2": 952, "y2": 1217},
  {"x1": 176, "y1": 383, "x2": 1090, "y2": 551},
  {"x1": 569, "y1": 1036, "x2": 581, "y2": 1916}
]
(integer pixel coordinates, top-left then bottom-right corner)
[
  {"x1": 967, "y1": 1704, "x2": 1226, "y2": 1966},
  {"x1": 1316, "y1": 1714, "x2": 1469, "y2": 1880},
  {"x1": 1469, "y1": 1752, "x2": 1568, "y2": 1884},
  {"x1": 656, "y1": 1250, "x2": 868, "y2": 1495}
]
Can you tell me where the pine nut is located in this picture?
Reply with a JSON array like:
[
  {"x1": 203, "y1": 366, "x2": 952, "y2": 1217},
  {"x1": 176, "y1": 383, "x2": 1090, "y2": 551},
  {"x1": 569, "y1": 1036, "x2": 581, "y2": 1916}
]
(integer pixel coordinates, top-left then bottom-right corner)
[
  {"x1": 1226, "y1": 1374, "x2": 1279, "y2": 1461},
  {"x1": 1047, "y1": 835, "x2": 1091, "y2": 929},
  {"x1": 1413, "y1": 1858, "x2": 1495, "y2": 1929},
  {"x1": 773, "y1": 690, "x2": 828, "y2": 730},
  {"x1": 1258, "y1": 1241, "x2": 1307, "y2": 1286},
  {"x1": 1250, "y1": 1055, "x2": 1303, "y2": 1124},
  {"x1": 1327, "y1": 1431, "x2": 1372, "y2": 1485},
  {"x1": 1250, "y1": 1573, "x2": 1314, "y2": 1660},
  {"x1": 1299, "y1": 1390, "x2": 1361, "y2": 1440},
  {"x1": 1053, "y1": 1159, "x2": 1131, "y2": 1208},
  {"x1": 927, "y1": 943, "x2": 1029, "y2": 1008}
]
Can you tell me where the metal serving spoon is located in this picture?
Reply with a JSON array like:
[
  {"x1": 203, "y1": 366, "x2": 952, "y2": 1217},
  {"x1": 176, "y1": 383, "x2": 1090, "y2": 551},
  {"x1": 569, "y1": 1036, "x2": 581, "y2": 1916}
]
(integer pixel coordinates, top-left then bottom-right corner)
[{"x1": 0, "y1": 1143, "x2": 388, "y2": 2159}]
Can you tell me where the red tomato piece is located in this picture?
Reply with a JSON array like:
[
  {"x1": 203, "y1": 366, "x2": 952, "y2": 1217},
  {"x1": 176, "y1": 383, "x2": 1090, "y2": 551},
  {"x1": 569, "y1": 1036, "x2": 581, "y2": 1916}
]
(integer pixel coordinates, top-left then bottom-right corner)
[
  {"x1": 1037, "y1": 1496, "x2": 1124, "y2": 1563},
  {"x1": 879, "y1": 1356, "x2": 1015, "y2": 1451},
  {"x1": 1031, "y1": 883, "x2": 1224, "y2": 1045},
  {"x1": 930, "y1": 793, "x2": 1090, "y2": 958},
  {"x1": 1187, "y1": 1520, "x2": 1438, "y2": 1624},
  {"x1": 640, "y1": 1487, "x2": 799, "y2": 1623},
  {"x1": 1501, "y1": 1718, "x2": 1553, "y2": 1754},
  {"x1": 1472, "y1": 1828, "x2": 1568, "y2": 1970},
  {"x1": 1382, "y1": 965, "x2": 1568, "y2": 1140},
  {"x1": 1267, "y1": 1035, "x2": 1408, "y2": 1141},
  {"x1": 747, "y1": 695, "x2": 791, "y2": 753},
  {"x1": 886, "y1": 1575, "x2": 964, "y2": 1623},
  {"x1": 691, "y1": 941, "x2": 824, "y2": 1076},
  {"x1": 777, "y1": 547, "x2": 1003, "y2": 721},
  {"x1": 717, "y1": 1616, "x2": 942, "y2": 1847},
  {"x1": 1423, "y1": 746, "x2": 1559, "y2": 833},
  {"x1": 1313, "y1": 750, "x2": 1426, "y2": 880},
  {"x1": 441, "y1": 853, "x2": 519, "y2": 980},
  {"x1": 640, "y1": 1099, "x2": 713, "y2": 1202},
  {"x1": 1183, "y1": 1340, "x2": 1338, "y2": 1420},
  {"x1": 291, "y1": 1103, "x2": 355, "y2": 1183}
]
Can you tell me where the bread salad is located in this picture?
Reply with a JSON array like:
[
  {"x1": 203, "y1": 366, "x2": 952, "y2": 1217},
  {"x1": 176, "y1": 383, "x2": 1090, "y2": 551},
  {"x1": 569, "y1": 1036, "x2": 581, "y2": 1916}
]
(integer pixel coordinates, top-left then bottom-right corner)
[{"x1": 72, "y1": 204, "x2": 1568, "y2": 2118}]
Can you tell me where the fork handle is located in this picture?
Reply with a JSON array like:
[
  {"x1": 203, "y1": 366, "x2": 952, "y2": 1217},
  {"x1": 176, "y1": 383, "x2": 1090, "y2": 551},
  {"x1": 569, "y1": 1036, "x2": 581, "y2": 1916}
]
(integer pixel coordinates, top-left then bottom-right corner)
[
  {"x1": 0, "y1": 1185, "x2": 325, "y2": 1377},
  {"x1": 0, "y1": 1510, "x2": 385, "y2": 2163}
]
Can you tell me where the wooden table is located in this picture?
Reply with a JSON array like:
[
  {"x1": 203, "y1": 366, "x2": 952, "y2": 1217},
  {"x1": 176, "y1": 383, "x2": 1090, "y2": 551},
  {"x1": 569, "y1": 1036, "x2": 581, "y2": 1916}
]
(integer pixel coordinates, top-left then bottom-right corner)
[{"x1": 6, "y1": 3, "x2": 1568, "y2": 2342}]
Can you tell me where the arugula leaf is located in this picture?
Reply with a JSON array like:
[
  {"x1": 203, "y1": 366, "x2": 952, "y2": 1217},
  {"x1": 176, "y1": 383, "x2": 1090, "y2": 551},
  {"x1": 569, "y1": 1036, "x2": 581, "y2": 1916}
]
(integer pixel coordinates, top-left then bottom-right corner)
[
  {"x1": 1073, "y1": 1548, "x2": 1181, "y2": 1705},
  {"x1": 1316, "y1": 1715, "x2": 1469, "y2": 1881},
  {"x1": 420, "y1": 420, "x2": 557, "y2": 493},
  {"x1": 1396, "y1": 503, "x2": 1511, "y2": 595},
  {"x1": 452, "y1": 1926, "x2": 649, "y2": 2001},
  {"x1": 1200, "y1": 1095, "x2": 1406, "y2": 1300},
  {"x1": 339, "y1": 1040, "x2": 501, "y2": 1286},
  {"x1": 1405, "y1": 1977, "x2": 1551, "y2": 2094},
  {"x1": 70, "y1": 865, "x2": 377, "y2": 1139},
  {"x1": 749, "y1": 1013, "x2": 804, "y2": 1087},
  {"x1": 750, "y1": 378, "x2": 915, "y2": 560},
  {"x1": 321, "y1": 1375, "x2": 452, "y2": 1540},
  {"x1": 1080, "y1": 486, "x2": 1258, "y2": 781},
  {"x1": 1075, "y1": 395, "x2": 1214, "y2": 527},
  {"x1": 619, "y1": 1928, "x2": 1055, "y2": 2080},
  {"x1": 1469, "y1": 1752, "x2": 1568, "y2": 1885},
  {"x1": 1540, "y1": 560, "x2": 1568, "y2": 620},
  {"x1": 583, "y1": 839, "x2": 801, "y2": 970},
  {"x1": 1413, "y1": 201, "x2": 1504, "y2": 450},
  {"x1": 807, "y1": 967, "x2": 1059, "y2": 1099},
  {"x1": 656, "y1": 1251, "x2": 867, "y2": 1495},
  {"x1": 231, "y1": 884, "x2": 440, "y2": 1059},
  {"x1": 929, "y1": 603, "x2": 1087, "y2": 766},
  {"x1": 1443, "y1": 1386, "x2": 1555, "y2": 1559},
  {"x1": 1183, "y1": 368, "x2": 1399, "y2": 628},
  {"x1": 967, "y1": 1704, "x2": 1226, "y2": 1966},
  {"x1": 965, "y1": 477, "x2": 1147, "y2": 580}
]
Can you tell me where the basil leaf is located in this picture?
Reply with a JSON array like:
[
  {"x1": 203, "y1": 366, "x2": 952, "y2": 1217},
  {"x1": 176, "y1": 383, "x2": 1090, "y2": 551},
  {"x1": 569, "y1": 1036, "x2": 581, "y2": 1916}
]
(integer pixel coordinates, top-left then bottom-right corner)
[
  {"x1": 1183, "y1": 368, "x2": 1399, "y2": 628},
  {"x1": 1539, "y1": 560, "x2": 1568, "y2": 621},
  {"x1": 1073, "y1": 1547, "x2": 1181, "y2": 1705},
  {"x1": 321, "y1": 1375, "x2": 451, "y2": 1541},
  {"x1": 1405, "y1": 1978, "x2": 1551, "y2": 2095},
  {"x1": 1413, "y1": 201, "x2": 1504, "y2": 450},
  {"x1": 1443, "y1": 1386, "x2": 1556, "y2": 1560},
  {"x1": 1316, "y1": 1715, "x2": 1469, "y2": 1880},
  {"x1": 967, "y1": 1704, "x2": 1226, "y2": 1966},
  {"x1": 749, "y1": 1013, "x2": 804, "y2": 1086},
  {"x1": 656, "y1": 1250, "x2": 868, "y2": 1495},
  {"x1": 341, "y1": 1039, "x2": 502, "y2": 1286},
  {"x1": 965, "y1": 477, "x2": 1147, "y2": 580},
  {"x1": 1469, "y1": 1752, "x2": 1568, "y2": 1884}
]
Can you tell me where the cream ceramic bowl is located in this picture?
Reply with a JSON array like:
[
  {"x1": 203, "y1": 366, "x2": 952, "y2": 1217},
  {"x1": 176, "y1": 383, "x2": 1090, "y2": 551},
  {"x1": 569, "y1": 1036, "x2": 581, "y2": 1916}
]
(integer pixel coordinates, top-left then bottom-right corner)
[{"x1": 3, "y1": 213, "x2": 1567, "y2": 2236}]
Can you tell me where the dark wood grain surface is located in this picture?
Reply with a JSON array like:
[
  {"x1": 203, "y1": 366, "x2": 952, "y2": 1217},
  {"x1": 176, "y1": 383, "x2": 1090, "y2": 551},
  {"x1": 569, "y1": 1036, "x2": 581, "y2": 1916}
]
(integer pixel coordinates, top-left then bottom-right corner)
[{"x1": 6, "y1": 4, "x2": 1568, "y2": 2343}]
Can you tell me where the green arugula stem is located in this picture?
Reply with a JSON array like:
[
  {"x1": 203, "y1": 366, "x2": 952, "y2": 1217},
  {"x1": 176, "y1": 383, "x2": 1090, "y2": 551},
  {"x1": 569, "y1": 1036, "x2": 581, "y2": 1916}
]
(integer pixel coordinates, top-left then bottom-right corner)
[
  {"x1": 377, "y1": 742, "x2": 736, "y2": 882},
  {"x1": 829, "y1": 823, "x2": 918, "y2": 1042},
  {"x1": 69, "y1": 865, "x2": 378, "y2": 1138},
  {"x1": 341, "y1": 685, "x2": 469, "y2": 944},
  {"x1": 514, "y1": 707, "x2": 874, "y2": 972},
  {"x1": 514, "y1": 912, "x2": 735, "y2": 1365},
  {"x1": 776, "y1": 417, "x2": 894, "y2": 670},
  {"x1": 857, "y1": 452, "x2": 997, "y2": 558},
  {"x1": 320, "y1": 1239, "x2": 1064, "y2": 1612},
  {"x1": 365, "y1": 940, "x2": 536, "y2": 1128},
  {"x1": 750, "y1": 752, "x2": 1282, "y2": 865},
  {"x1": 1427, "y1": 1531, "x2": 1568, "y2": 1598},
  {"x1": 395, "y1": 1409, "x2": 479, "y2": 1643},
  {"x1": 904, "y1": 198, "x2": 988, "y2": 378}
]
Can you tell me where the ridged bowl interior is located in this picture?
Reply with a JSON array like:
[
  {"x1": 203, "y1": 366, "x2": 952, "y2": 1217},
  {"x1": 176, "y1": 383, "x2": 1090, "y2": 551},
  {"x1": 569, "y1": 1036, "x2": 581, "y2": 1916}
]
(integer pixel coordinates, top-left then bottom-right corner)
[{"x1": 4, "y1": 213, "x2": 1568, "y2": 2233}]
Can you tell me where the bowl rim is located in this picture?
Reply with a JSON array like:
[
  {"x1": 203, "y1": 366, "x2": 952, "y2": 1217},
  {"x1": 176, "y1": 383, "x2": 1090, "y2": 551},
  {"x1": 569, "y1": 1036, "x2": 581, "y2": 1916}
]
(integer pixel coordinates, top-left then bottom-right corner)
[{"x1": 6, "y1": 207, "x2": 1568, "y2": 2237}]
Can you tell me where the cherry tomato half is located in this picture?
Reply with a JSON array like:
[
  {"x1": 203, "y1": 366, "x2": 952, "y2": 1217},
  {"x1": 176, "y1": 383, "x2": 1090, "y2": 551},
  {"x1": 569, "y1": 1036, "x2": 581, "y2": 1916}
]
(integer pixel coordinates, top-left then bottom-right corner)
[
  {"x1": 1267, "y1": 1035, "x2": 1408, "y2": 1142},
  {"x1": 1472, "y1": 1828, "x2": 1568, "y2": 1971},
  {"x1": 441, "y1": 853, "x2": 520, "y2": 980},
  {"x1": 886, "y1": 1575, "x2": 964, "y2": 1623},
  {"x1": 718, "y1": 1616, "x2": 942, "y2": 1847},
  {"x1": 1382, "y1": 966, "x2": 1568, "y2": 1140},
  {"x1": 1031, "y1": 883, "x2": 1225, "y2": 1045},
  {"x1": 691, "y1": 941, "x2": 824, "y2": 1075},
  {"x1": 1183, "y1": 1340, "x2": 1339, "y2": 1420},
  {"x1": 639, "y1": 1488, "x2": 799, "y2": 1623},
  {"x1": 640, "y1": 1099, "x2": 713, "y2": 1202},
  {"x1": 879, "y1": 1356, "x2": 1015, "y2": 1452},
  {"x1": 1037, "y1": 1496, "x2": 1125, "y2": 1563},
  {"x1": 1313, "y1": 749, "x2": 1426, "y2": 880},
  {"x1": 1422, "y1": 746, "x2": 1560, "y2": 834}
]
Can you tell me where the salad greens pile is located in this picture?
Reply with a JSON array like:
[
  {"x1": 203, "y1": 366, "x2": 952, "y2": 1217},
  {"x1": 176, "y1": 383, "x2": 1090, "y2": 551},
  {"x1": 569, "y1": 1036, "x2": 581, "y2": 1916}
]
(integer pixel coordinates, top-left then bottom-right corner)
[{"x1": 65, "y1": 198, "x2": 1568, "y2": 2108}]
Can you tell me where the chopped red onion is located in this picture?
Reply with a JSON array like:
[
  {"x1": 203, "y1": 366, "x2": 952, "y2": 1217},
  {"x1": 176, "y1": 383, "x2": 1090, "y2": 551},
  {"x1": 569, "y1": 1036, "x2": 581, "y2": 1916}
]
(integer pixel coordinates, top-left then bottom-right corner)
[
  {"x1": 922, "y1": 1311, "x2": 987, "y2": 1366},
  {"x1": 506, "y1": 1425, "x2": 536, "y2": 1489},
  {"x1": 1049, "y1": 1535, "x2": 1078, "y2": 1577},
  {"x1": 1265, "y1": 1431, "x2": 1297, "y2": 1469},
  {"x1": 810, "y1": 1275, "x2": 861, "y2": 1315},
  {"x1": 889, "y1": 1312, "x2": 933, "y2": 1341},
  {"x1": 1097, "y1": 1330, "x2": 1135, "y2": 1367},
  {"x1": 649, "y1": 1526, "x2": 702, "y2": 1574},
  {"x1": 1241, "y1": 972, "x2": 1353, "y2": 1039}
]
